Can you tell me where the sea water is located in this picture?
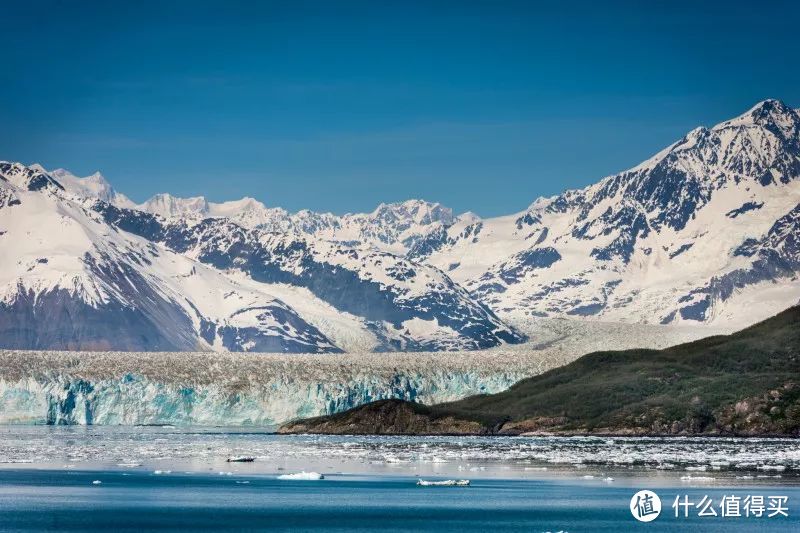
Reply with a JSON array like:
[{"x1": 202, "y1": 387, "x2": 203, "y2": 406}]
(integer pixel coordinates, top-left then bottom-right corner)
[{"x1": 0, "y1": 427, "x2": 797, "y2": 531}]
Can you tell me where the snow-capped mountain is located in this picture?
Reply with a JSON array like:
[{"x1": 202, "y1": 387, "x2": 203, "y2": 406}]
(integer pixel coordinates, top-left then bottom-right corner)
[
  {"x1": 134, "y1": 192, "x2": 461, "y2": 255},
  {"x1": 2, "y1": 99, "x2": 798, "y2": 352},
  {"x1": 60, "y1": 175, "x2": 463, "y2": 255},
  {"x1": 94, "y1": 201, "x2": 521, "y2": 351},
  {"x1": 0, "y1": 162, "x2": 522, "y2": 352},
  {"x1": 293, "y1": 199, "x2": 458, "y2": 255},
  {"x1": 0, "y1": 163, "x2": 343, "y2": 352},
  {"x1": 422, "y1": 99, "x2": 800, "y2": 328},
  {"x1": 44, "y1": 167, "x2": 137, "y2": 209}
]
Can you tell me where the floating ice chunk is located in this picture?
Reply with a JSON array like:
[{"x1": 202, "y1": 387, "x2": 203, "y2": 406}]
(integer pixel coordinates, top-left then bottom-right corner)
[
  {"x1": 227, "y1": 456, "x2": 255, "y2": 463},
  {"x1": 153, "y1": 470, "x2": 171, "y2": 475},
  {"x1": 235, "y1": 480, "x2": 250, "y2": 484},
  {"x1": 757, "y1": 465, "x2": 786, "y2": 471},
  {"x1": 416, "y1": 479, "x2": 470, "y2": 486},
  {"x1": 92, "y1": 480, "x2": 102, "y2": 485},
  {"x1": 277, "y1": 471, "x2": 324, "y2": 480}
]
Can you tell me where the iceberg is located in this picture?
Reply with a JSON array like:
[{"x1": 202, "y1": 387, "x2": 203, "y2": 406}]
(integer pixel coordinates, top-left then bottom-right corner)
[
  {"x1": 277, "y1": 471, "x2": 324, "y2": 480},
  {"x1": 416, "y1": 479, "x2": 470, "y2": 486}
]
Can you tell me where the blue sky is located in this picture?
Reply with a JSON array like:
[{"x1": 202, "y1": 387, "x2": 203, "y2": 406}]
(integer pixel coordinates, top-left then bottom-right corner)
[{"x1": 1, "y1": 1, "x2": 798, "y2": 216}]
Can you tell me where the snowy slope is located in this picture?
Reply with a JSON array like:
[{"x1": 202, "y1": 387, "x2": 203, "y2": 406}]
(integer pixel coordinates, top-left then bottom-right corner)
[
  {"x1": 423, "y1": 99, "x2": 800, "y2": 328},
  {"x1": 44, "y1": 167, "x2": 136, "y2": 209},
  {"x1": 0, "y1": 162, "x2": 522, "y2": 352},
  {"x1": 0, "y1": 167, "x2": 342, "y2": 352},
  {"x1": 95, "y1": 202, "x2": 523, "y2": 351}
]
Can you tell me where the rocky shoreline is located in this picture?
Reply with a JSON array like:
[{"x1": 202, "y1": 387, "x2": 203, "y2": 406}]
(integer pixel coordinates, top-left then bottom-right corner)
[{"x1": 277, "y1": 395, "x2": 800, "y2": 437}]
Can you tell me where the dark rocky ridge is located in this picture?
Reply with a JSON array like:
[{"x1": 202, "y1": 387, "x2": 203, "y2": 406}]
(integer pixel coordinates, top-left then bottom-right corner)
[{"x1": 278, "y1": 399, "x2": 488, "y2": 435}]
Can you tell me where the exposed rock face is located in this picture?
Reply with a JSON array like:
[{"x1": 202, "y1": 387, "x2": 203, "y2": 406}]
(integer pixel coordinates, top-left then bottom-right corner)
[{"x1": 712, "y1": 383, "x2": 800, "y2": 435}]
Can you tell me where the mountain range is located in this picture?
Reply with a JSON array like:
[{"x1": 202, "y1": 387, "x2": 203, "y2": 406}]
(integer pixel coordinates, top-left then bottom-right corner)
[{"x1": 1, "y1": 99, "x2": 799, "y2": 352}]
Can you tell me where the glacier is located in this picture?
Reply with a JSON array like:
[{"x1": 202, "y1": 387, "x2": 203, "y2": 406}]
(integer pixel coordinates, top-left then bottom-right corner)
[
  {"x1": 0, "y1": 354, "x2": 530, "y2": 426},
  {"x1": 0, "y1": 319, "x2": 726, "y2": 426}
]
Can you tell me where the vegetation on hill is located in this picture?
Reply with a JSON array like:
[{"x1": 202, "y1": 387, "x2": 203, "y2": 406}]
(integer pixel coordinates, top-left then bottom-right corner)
[{"x1": 279, "y1": 306, "x2": 800, "y2": 436}]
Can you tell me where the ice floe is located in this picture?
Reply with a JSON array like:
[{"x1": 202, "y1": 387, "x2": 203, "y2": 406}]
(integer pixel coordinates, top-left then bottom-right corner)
[
  {"x1": 277, "y1": 471, "x2": 324, "y2": 480},
  {"x1": 416, "y1": 479, "x2": 470, "y2": 486},
  {"x1": 227, "y1": 456, "x2": 255, "y2": 463}
]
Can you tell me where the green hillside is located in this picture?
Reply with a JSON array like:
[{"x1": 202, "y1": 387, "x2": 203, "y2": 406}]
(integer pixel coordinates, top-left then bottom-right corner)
[{"x1": 280, "y1": 306, "x2": 800, "y2": 435}]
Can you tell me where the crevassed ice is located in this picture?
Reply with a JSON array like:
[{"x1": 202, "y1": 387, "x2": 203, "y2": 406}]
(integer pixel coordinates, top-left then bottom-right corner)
[{"x1": 0, "y1": 371, "x2": 520, "y2": 426}]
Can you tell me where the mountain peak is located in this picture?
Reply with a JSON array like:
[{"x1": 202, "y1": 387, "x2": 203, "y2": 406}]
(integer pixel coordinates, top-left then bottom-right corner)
[
  {"x1": 748, "y1": 98, "x2": 790, "y2": 113},
  {"x1": 140, "y1": 193, "x2": 210, "y2": 218},
  {"x1": 747, "y1": 98, "x2": 795, "y2": 123},
  {"x1": 716, "y1": 98, "x2": 799, "y2": 137},
  {"x1": 85, "y1": 170, "x2": 107, "y2": 183},
  {"x1": 370, "y1": 199, "x2": 454, "y2": 226},
  {"x1": 50, "y1": 168, "x2": 108, "y2": 186}
]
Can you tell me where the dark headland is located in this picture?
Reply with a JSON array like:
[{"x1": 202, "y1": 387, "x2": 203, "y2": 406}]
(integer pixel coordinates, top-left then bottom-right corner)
[{"x1": 279, "y1": 306, "x2": 800, "y2": 436}]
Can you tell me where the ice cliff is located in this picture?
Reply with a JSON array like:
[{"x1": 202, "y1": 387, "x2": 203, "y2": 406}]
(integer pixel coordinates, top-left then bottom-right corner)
[{"x1": 0, "y1": 350, "x2": 538, "y2": 426}]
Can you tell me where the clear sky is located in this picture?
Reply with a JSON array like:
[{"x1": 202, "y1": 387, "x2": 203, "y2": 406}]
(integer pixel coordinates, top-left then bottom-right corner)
[{"x1": 1, "y1": 1, "x2": 798, "y2": 216}]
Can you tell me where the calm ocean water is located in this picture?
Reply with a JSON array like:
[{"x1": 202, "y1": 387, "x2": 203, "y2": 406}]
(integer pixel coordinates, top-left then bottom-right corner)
[
  {"x1": 0, "y1": 469, "x2": 797, "y2": 531},
  {"x1": 0, "y1": 427, "x2": 797, "y2": 531}
]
